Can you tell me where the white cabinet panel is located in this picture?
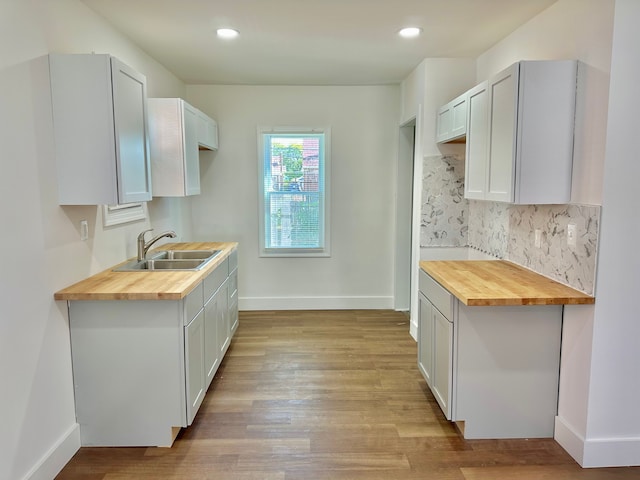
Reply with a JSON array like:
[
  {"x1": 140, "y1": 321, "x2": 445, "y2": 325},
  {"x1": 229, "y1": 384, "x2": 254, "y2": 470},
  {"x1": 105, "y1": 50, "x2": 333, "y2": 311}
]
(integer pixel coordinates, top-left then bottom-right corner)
[
  {"x1": 49, "y1": 54, "x2": 151, "y2": 205},
  {"x1": 418, "y1": 292, "x2": 433, "y2": 387},
  {"x1": 185, "y1": 309, "x2": 205, "y2": 425},
  {"x1": 148, "y1": 98, "x2": 201, "y2": 196},
  {"x1": 432, "y1": 308, "x2": 453, "y2": 419},
  {"x1": 197, "y1": 108, "x2": 219, "y2": 150}
]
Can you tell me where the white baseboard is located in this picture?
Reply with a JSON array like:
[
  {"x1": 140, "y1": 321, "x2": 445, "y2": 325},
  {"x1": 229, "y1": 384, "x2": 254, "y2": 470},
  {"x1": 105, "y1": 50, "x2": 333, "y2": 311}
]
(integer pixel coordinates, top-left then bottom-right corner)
[
  {"x1": 409, "y1": 320, "x2": 417, "y2": 341},
  {"x1": 555, "y1": 416, "x2": 640, "y2": 467},
  {"x1": 555, "y1": 416, "x2": 585, "y2": 465},
  {"x1": 239, "y1": 295, "x2": 394, "y2": 311},
  {"x1": 24, "y1": 423, "x2": 80, "y2": 480}
]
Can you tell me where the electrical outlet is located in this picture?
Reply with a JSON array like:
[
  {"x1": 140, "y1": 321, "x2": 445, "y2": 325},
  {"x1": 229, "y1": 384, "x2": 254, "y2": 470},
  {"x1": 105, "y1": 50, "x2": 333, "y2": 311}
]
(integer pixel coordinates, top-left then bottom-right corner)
[
  {"x1": 567, "y1": 223, "x2": 576, "y2": 247},
  {"x1": 535, "y1": 229, "x2": 542, "y2": 248}
]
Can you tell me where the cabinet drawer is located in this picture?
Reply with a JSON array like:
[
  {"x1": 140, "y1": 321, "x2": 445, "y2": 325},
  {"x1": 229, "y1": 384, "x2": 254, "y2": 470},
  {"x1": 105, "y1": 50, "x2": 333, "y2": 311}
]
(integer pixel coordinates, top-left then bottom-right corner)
[
  {"x1": 204, "y1": 259, "x2": 228, "y2": 301},
  {"x1": 185, "y1": 282, "x2": 204, "y2": 325},
  {"x1": 419, "y1": 270, "x2": 453, "y2": 319}
]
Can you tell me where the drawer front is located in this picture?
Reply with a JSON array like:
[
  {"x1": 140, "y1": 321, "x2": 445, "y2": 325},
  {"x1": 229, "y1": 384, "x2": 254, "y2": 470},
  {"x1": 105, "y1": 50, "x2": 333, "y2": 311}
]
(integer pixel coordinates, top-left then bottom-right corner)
[
  {"x1": 419, "y1": 270, "x2": 453, "y2": 319},
  {"x1": 204, "y1": 258, "x2": 228, "y2": 301},
  {"x1": 185, "y1": 282, "x2": 204, "y2": 324}
]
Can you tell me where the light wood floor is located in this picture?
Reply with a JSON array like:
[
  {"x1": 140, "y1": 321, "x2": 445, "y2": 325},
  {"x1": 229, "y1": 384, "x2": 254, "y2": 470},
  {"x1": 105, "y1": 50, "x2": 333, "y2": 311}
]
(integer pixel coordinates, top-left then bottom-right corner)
[{"x1": 57, "y1": 310, "x2": 639, "y2": 479}]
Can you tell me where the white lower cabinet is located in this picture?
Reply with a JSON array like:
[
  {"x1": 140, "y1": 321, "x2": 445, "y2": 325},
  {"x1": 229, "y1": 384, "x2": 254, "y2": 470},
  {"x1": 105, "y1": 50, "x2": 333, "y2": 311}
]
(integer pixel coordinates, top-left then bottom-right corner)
[
  {"x1": 418, "y1": 273, "x2": 454, "y2": 420},
  {"x1": 417, "y1": 269, "x2": 562, "y2": 438},
  {"x1": 68, "y1": 252, "x2": 239, "y2": 447}
]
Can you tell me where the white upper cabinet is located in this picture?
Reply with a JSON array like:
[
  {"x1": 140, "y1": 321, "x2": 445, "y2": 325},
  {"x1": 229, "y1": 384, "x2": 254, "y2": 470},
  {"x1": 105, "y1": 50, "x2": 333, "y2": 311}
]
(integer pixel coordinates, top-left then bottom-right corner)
[
  {"x1": 148, "y1": 99, "x2": 218, "y2": 197},
  {"x1": 436, "y1": 92, "x2": 467, "y2": 143},
  {"x1": 148, "y1": 98, "x2": 200, "y2": 196},
  {"x1": 49, "y1": 54, "x2": 152, "y2": 205},
  {"x1": 196, "y1": 109, "x2": 219, "y2": 151},
  {"x1": 464, "y1": 60, "x2": 577, "y2": 204}
]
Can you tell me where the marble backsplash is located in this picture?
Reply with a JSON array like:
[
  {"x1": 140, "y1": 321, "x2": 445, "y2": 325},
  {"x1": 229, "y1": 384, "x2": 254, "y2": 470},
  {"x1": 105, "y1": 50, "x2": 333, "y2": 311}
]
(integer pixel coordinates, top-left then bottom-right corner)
[
  {"x1": 420, "y1": 155, "x2": 468, "y2": 247},
  {"x1": 420, "y1": 155, "x2": 600, "y2": 295},
  {"x1": 467, "y1": 201, "x2": 600, "y2": 295}
]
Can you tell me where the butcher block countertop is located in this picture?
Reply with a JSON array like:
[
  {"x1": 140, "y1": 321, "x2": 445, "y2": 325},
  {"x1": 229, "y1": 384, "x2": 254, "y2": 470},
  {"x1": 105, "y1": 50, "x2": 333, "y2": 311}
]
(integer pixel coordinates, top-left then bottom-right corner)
[
  {"x1": 54, "y1": 242, "x2": 237, "y2": 301},
  {"x1": 420, "y1": 260, "x2": 594, "y2": 306}
]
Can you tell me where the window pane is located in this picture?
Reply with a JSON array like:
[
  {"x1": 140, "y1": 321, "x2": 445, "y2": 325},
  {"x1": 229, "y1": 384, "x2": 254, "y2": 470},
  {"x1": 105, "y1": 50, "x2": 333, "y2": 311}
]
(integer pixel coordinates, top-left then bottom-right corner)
[{"x1": 263, "y1": 133, "x2": 324, "y2": 251}]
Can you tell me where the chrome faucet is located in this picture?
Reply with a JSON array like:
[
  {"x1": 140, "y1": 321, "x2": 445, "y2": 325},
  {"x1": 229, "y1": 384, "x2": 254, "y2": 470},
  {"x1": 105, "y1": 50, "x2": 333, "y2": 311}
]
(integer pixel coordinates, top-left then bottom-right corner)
[{"x1": 137, "y1": 229, "x2": 177, "y2": 261}]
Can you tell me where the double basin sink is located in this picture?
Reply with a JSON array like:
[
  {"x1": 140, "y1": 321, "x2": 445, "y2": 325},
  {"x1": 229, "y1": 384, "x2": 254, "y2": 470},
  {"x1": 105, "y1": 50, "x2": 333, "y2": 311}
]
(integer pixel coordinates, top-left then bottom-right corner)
[{"x1": 114, "y1": 250, "x2": 221, "y2": 272}]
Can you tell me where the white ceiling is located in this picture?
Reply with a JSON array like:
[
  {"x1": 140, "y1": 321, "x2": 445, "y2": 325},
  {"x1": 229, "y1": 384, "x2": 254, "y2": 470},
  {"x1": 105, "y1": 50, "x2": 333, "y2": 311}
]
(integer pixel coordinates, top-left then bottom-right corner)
[{"x1": 81, "y1": 0, "x2": 557, "y2": 85}]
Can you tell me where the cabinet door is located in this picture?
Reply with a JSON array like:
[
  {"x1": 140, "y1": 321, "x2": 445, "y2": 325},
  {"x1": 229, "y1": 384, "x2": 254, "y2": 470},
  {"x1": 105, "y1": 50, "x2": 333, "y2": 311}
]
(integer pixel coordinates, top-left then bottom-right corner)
[
  {"x1": 228, "y1": 268, "x2": 239, "y2": 336},
  {"x1": 450, "y1": 93, "x2": 467, "y2": 139},
  {"x1": 183, "y1": 102, "x2": 201, "y2": 195},
  {"x1": 196, "y1": 109, "x2": 218, "y2": 150},
  {"x1": 204, "y1": 293, "x2": 220, "y2": 388},
  {"x1": 486, "y1": 64, "x2": 519, "y2": 203},
  {"x1": 436, "y1": 103, "x2": 453, "y2": 143},
  {"x1": 110, "y1": 57, "x2": 152, "y2": 204},
  {"x1": 217, "y1": 280, "x2": 231, "y2": 357},
  {"x1": 464, "y1": 81, "x2": 489, "y2": 200},
  {"x1": 432, "y1": 308, "x2": 453, "y2": 420},
  {"x1": 418, "y1": 293, "x2": 434, "y2": 387},
  {"x1": 184, "y1": 309, "x2": 205, "y2": 425}
]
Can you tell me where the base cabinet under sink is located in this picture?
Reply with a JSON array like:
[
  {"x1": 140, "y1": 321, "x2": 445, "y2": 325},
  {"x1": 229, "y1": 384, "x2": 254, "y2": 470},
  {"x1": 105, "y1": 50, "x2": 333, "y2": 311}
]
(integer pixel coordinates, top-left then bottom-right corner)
[{"x1": 68, "y1": 250, "x2": 239, "y2": 447}]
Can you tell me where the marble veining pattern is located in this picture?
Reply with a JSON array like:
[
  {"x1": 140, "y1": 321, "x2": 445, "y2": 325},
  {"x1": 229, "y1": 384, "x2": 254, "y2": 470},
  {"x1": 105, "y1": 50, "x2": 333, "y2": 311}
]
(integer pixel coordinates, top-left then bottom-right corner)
[
  {"x1": 420, "y1": 155, "x2": 468, "y2": 247},
  {"x1": 506, "y1": 204, "x2": 600, "y2": 295},
  {"x1": 467, "y1": 200, "x2": 509, "y2": 259}
]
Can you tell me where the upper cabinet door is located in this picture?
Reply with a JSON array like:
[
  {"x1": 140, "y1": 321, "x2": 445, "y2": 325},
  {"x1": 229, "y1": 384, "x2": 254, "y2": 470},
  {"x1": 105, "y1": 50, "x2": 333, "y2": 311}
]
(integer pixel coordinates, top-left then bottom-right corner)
[
  {"x1": 110, "y1": 57, "x2": 153, "y2": 204},
  {"x1": 196, "y1": 109, "x2": 218, "y2": 150},
  {"x1": 49, "y1": 54, "x2": 152, "y2": 205},
  {"x1": 486, "y1": 64, "x2": 519, "y2": 203},
  {"x1": 436, "y1": 92, "x2": 467, "y2": 144},
  {"x1": 464, "y1": 82, "x2": 489, "y2": 200}
]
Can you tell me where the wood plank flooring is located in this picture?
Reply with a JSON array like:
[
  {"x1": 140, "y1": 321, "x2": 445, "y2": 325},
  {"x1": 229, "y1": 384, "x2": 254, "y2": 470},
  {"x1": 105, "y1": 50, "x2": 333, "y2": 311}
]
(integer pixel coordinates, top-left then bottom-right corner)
[{"x1": 57, "y1": 310, "x2": 640, "y2": 479}]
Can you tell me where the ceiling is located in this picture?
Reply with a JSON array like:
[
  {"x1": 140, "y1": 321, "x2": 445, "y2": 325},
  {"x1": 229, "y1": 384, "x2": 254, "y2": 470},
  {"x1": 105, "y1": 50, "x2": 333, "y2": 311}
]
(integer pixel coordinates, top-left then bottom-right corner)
[{"x1": 81, "y1": 0, "x2": 557, "y2": 85}]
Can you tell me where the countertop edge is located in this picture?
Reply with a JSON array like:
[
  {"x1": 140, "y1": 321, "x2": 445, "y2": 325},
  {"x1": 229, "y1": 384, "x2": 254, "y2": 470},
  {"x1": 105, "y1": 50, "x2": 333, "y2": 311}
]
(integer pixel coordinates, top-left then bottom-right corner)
[{"x1": 420, "y1": 260, "x2": 595, "y2": 306}]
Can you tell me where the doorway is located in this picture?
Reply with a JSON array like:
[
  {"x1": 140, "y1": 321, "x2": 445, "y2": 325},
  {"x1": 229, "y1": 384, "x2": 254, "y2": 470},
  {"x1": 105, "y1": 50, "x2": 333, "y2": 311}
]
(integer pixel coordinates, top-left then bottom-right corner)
[{"x1": 394, "y1": 119, "x2": 416, "y2": 312}]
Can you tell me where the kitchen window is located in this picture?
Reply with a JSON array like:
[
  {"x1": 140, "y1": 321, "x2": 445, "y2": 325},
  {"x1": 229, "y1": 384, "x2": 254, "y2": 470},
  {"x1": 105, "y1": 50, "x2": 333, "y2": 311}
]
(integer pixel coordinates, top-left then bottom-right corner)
[{"x1": 258, "y1": 127, "x2": 330, "y2": 257}]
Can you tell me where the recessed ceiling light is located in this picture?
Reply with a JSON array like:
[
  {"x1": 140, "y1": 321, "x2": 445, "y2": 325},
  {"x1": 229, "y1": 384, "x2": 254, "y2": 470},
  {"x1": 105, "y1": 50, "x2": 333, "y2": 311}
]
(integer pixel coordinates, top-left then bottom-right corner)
[
  {"x1": 217, "y1": 28, "x2": 239, "y2": 39},
  {"x1": 399, "y1": 27, "x2": 422, "y2": 38}
]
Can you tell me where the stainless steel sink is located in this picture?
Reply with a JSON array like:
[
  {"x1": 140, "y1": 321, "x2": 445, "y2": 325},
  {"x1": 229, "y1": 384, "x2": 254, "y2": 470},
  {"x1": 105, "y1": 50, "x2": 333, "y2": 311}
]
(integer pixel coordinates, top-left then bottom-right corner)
[
  {"x1": 150, "y1": 250, "x2": 221, "y2": 260},
  {"x1": 114, "y1": 250, "x2": 221, "y2": 271}
]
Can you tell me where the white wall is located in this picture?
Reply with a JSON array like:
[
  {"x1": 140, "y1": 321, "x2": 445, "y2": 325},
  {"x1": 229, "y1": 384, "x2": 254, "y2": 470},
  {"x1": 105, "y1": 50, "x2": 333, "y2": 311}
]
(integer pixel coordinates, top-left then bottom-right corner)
[
  {"x1": 0, "y1": 1, "x2": 187, "y2": 479},
  {"x1": 186, "y1": 85, "x2": 400, "y2": 310},
  {"x1": 582, "y1": 0, "x2": 640, "y2": 467}
]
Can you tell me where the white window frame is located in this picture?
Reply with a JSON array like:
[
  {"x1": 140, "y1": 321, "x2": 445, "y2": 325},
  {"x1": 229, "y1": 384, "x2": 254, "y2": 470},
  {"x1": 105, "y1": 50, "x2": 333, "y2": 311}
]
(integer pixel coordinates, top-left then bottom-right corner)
[{"x1": 257, "y1": 126, "x2": 331, "y2": 257}]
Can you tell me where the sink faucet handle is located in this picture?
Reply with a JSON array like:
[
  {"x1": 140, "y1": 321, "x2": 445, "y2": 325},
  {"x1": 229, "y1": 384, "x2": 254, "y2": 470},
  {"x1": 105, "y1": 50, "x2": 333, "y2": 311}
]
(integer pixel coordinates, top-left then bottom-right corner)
[{"x1": 137, "y1": 228, "x2": 154, "y2": 241}]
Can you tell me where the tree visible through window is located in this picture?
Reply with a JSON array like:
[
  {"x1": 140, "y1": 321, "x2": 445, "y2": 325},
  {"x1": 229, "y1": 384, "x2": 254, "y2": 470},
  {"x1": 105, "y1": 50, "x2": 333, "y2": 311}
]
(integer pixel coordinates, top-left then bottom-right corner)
[{"x1": 258, "y1": 128, "x2": 330, "y2": 256}]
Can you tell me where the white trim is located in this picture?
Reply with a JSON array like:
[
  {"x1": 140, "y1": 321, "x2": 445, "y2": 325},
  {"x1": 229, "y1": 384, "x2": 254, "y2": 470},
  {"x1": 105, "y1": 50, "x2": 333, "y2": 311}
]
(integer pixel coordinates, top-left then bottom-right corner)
[
  {"x1": 239, "y1": 295, "x2": 394, "y2": 311},
  {"x1": 22, "y1": 423, "x2": 80, "y2": 480},
  {"x1": 555, "y1": 415, "x2": 586, "y2": 466},
  {"x1": 555, "y1": 416, "x2": 640, "y2": 467},
  {"x1": 102, "y1": 203, "x2": 147, "y2": 227}
]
